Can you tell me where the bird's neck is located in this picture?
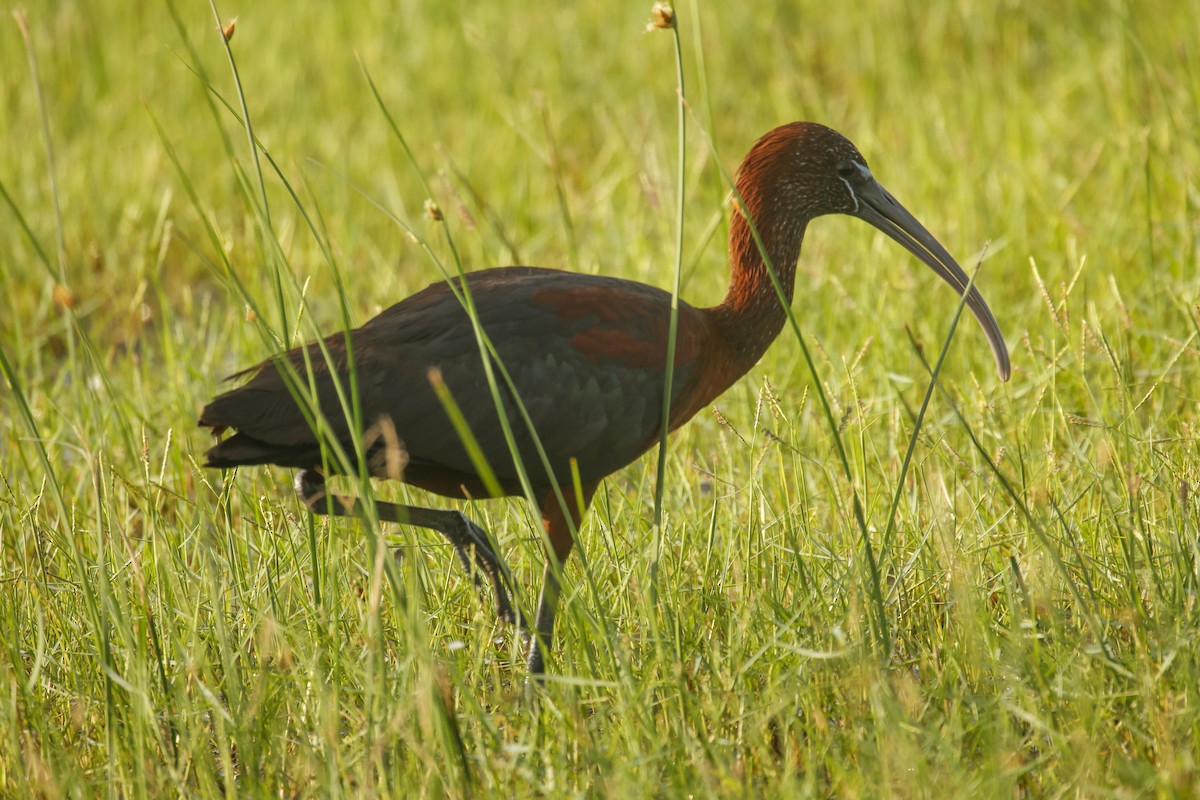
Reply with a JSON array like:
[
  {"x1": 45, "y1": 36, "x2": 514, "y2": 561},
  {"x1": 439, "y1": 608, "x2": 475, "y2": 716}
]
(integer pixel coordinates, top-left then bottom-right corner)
[{"x1": 708, "y1": 203, "x2": 807, "y2": 372}]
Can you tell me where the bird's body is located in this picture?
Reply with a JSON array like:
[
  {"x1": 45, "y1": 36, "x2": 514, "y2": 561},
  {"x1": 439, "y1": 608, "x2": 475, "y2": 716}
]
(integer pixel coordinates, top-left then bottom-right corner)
[
  {"x1": 200, "y1": 122, "x2": 1010, "y2": 674},
  {"x1": 204, "y1": 267, "x2": 721, "y2": 496}
]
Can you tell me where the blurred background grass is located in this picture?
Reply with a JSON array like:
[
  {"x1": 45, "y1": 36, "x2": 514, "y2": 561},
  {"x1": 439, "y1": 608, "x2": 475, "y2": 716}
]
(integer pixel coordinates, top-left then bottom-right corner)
[{"x1": 1, "y1": 0, "x2": 1198, "y2": 796}]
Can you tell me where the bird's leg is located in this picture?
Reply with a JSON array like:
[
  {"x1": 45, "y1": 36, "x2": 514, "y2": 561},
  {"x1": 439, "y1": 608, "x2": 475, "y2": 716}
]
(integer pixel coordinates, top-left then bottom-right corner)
[
  {"x1": 525, "y1": 561, "x2": 563, "y2": 676},
  {"x1": 296, "y1": 469, "x2": 518, "y2": 625},
  {"x1": 526, "y1": 485, "x2": 596, "y2": 676}
]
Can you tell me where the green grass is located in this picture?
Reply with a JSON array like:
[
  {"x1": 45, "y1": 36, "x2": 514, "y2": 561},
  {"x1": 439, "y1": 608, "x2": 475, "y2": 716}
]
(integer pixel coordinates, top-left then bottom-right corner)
[{"x1": 2, "y1": 0, "x2": 1199, "y2": 796}]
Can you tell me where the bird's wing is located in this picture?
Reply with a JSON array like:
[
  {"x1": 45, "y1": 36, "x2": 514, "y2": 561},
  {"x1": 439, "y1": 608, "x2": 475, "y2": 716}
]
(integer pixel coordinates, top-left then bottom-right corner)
[{"x1": 200, "y1": 267, "x2": 710, "y2": 487}]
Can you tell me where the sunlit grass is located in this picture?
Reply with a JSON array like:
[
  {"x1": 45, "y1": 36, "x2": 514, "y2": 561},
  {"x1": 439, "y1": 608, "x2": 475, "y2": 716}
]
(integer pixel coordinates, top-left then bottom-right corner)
[{"x1": 1, "y1": 1, "x2": 1198, "y2": 796}]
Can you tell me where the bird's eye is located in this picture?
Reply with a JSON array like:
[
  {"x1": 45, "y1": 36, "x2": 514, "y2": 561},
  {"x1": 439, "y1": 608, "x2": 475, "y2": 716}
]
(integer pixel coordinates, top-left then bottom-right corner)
[{"x1": 836, "y1": 161, "x2": 858, "y2": 179}]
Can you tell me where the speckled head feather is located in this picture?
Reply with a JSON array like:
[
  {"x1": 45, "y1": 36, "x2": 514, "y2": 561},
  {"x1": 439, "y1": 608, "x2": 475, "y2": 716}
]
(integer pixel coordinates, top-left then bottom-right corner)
[{"x1": 736, "y1": 122, "x2": 871, "y2": 223}]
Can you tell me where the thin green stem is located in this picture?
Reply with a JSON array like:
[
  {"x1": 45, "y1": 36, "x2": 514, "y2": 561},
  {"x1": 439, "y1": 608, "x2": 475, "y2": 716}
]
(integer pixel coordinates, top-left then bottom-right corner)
[
  {"x1": 654, "y1": 10, "x2": 687, "y2": 528},
  {"x1": 13, "y1": 11, "x2": 66, "y2": 284},
  {"x1": 880, "y1": 247, "x2": 990, "y2": 594}
]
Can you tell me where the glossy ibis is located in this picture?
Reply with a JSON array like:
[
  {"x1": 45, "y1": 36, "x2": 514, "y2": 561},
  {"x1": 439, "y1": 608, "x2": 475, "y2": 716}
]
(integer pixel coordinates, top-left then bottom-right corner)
[{"x1": 200, "y1": 122, "x2": 1010, "y2": 674}]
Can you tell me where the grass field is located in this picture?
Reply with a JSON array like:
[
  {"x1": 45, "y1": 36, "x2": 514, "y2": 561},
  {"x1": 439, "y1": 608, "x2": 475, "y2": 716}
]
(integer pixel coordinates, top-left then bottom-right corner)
[{"x1": 2, "y1": 1, "x2": 1199, "y2": 796}]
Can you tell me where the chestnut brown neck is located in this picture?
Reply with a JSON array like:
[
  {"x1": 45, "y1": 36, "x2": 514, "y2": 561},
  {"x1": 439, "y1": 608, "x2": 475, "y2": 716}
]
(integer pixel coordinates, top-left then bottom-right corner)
[{"x1": 705, "y1": 178, "x2": 810, "y2": 374}]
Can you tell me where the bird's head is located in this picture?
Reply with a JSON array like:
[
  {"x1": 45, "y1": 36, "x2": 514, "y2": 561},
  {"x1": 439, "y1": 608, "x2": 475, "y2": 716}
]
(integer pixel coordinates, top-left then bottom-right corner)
[{"x1": 737, "y1": 121, "x2": 1011, "y2": 381}]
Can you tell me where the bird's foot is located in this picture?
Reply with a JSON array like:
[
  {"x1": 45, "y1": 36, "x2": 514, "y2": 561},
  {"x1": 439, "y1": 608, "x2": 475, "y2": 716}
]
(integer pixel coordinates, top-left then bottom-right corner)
[{"x1": 448, "y1": 512, "x2": 520, "y2": 628}]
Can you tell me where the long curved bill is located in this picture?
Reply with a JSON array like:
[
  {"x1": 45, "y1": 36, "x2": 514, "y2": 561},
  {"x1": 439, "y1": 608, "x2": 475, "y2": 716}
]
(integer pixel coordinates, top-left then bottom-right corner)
[{"x1": 851, "y1": 177, "x2": 1011, "y2": 381}]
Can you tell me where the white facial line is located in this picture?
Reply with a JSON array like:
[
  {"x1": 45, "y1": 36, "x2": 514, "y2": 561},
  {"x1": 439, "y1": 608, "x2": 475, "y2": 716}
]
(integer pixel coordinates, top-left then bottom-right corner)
[
  {"x1": 839, "y1": 177, "x2": 860, "y2": 212},
  {"x1": 839, "y1": 162, "x2": 873, "y2": 213}
]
